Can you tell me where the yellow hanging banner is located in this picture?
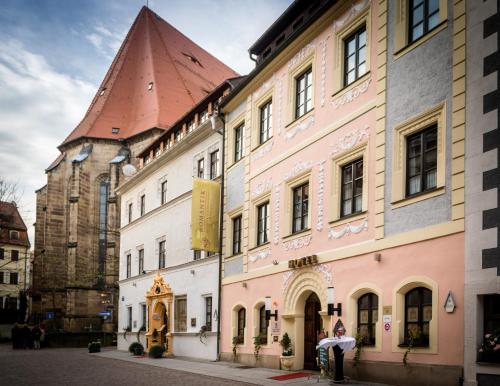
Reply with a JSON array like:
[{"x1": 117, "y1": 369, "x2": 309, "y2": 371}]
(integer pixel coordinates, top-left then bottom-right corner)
[{"x1": 191, "y1": 178, "x2": 220, "y2": 253}]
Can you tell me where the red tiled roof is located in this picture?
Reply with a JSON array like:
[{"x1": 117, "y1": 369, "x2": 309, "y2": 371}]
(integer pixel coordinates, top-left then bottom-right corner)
[
  {"x1": 0, "y1": 201, "x2": 30, "y2": 247},
  {"x1": 61, "y1": 6, "x2": 238, "y2": 147}
]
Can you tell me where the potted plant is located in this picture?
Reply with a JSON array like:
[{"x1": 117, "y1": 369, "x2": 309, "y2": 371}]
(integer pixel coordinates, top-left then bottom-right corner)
[
  {"x1": 128, "y1": 341, "x2": 144, "y2": 356},
  {"x1": 478, "y1": 331, "x2": 500, "y2": 363},
  {"x1": 148, "y1": 344, "x2": 165, "y2": 358},
  {"x1": 253, "y1": 334, "x2": 265, "y2": 361},
  {"x1": 88, "y1": 340, "x2": 101, "y2": 353},
  {"x1": 279, "y1": 332, "x2": 294, "y2": 370},
  {"x1": 232, "y1": 336, "x2": 241, "y2": 362}
]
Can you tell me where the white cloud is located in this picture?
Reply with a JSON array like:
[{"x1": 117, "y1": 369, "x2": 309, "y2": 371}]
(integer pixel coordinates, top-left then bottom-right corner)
[
  {"x1": 0, "y1": 39, "x2": 95, "y2": 242},
  {"x1": 86, "y1": 24, "x2": 126, "y2": 61}
]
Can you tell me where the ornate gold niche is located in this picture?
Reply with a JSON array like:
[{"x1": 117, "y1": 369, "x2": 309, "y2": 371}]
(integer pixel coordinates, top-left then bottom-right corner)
[{"x1": 145, "y1": 273, "x2": 173, "y2": 355}]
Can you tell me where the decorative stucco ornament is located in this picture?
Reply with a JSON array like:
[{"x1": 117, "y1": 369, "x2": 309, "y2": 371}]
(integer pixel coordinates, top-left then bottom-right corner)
[
  {"x1": 254, "y1": 73, "x2": 276, "y2": 98},
  {"x1": 283, "y1": 235, "x2": 313, "y2": 251},
  {"x1": 330, "y1": 126, "x2": 370, "y2": 156},
  {"x1": 251, "y1": 139, "x2": 274, "y2": 161},
  {"x1": 285, "y1": 114, "x2": 315, "y2": 140},
  {"x1": 332, "y1": 0, "x2": 371, "y2": 32},
  {"x1": 273, "y1": 185, "x2": 281, "y2": 245},
  {"x1": 331, "y1": 78, "x2": 371, "y2": 109},
  {"x1": 283, "y1": 160, "x2": 313, "y2": 181},
  {"x1": 317, "y1": 160, "x2": 326, "y2": 231},
  {"x1": 288, "y1": 43, "x2": 316, "y2": 69},
  {"x1": 251, "y1": 178, "x2": 273, "y2": 198},
  {"x1": 249, "y1": 247, "x2": 272, "y2": 263},
  {"x1": 319, "y1": 37, "x2": 329, "y2": 107},
  {"x1": 328, "y1": 219, "x2": 368, "y2": 239}
]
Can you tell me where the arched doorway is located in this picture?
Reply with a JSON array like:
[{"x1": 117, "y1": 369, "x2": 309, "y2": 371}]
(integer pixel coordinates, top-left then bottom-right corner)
[
  {"x1": 150, "y1": 301, "x2": 168, "y2": 348},
  {"x1": 145, "y1": 273, "x2": 173, "y2": 355},
  {"x1": 304, "y1": 292, "x2": 322, "y2": 370}
]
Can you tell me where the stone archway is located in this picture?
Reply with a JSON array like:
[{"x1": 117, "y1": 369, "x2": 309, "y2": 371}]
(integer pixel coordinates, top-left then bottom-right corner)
[
  {"x1": 145, "y1": 273, "x2": 173, "y2": 355},
  {"x1": 281, "y1": 268, "x2": 331, "y2": 370}
]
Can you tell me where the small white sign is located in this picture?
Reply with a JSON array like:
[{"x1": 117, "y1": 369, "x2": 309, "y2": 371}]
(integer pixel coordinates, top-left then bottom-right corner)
[
  {"x1": 271, "y1": 320, "x2": 281, "y2": 335},
  {"x1": 383, "y1": 315, "x2": 392, "y2": 323}
]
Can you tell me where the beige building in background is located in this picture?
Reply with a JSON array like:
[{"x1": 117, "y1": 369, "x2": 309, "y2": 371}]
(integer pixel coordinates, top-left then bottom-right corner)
[{"x1": 0, "y1": 201, "x2": 30, "y2": 322}]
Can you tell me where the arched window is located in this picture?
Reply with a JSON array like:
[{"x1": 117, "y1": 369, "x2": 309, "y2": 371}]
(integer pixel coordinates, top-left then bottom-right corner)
[
  {"x1": 237, "y1": 308, "x2": 246, "y2": 344},
  {"x1": 259, "y1": 305, "x2": 268, "y2": 344},
  {"x1": 405, "y1": 287, "x2": 432, "y2": 346},
  {"x1": 358, "y1": 293, "x2": 378, "y2": 346}
]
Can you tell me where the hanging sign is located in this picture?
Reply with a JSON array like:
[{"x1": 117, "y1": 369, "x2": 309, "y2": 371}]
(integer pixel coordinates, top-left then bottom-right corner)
[
  {"x1": 384, "y1": 323, "x2": 391, "y2": 332},
  {"x1": 444, "y1": 291, "x2": 456, "y2": 313},
  {"x1": 191, "y1": 178, "x2": 220, "y2": 253}
]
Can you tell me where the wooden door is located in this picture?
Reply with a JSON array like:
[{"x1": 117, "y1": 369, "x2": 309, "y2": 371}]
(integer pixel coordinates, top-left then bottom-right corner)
[{"x1": 304, "y1": 292, "x2": 321, "y2": 370}]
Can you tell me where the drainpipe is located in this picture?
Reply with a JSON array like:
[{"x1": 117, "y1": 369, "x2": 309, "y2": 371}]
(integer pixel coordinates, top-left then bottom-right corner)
[{"x1": 216, "y1": 112, "x2": 226, "y2": 361}]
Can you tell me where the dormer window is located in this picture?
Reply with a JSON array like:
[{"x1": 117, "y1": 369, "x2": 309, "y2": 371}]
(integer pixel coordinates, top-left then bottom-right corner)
[
  {"x1": 200, "y1": 109, "x2": 209, "y2": 124},
  {"x1": 148, "y1": 82, "x2": 154, "y2": 91},
  {"x1": 112, "y1": 127, "x2": 120, "y2": 134},
  {"x1": 188, "y1": 119, "x2": 195, "y2": 133},
  {"x1": 99, "y1": 88, "x2": 106, "y2": 96},
  {"x1": 9, "y1": 230, "x2": 19, "y2": 240}
]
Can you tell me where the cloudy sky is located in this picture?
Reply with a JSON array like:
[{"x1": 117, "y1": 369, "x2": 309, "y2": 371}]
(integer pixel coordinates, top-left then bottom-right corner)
[{"x1": 0, "y1": 0, "x2": 292, "y2": 243}]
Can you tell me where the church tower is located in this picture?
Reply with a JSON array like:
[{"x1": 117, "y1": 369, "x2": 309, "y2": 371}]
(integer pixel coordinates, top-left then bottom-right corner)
[{"x1": 32, "y1": 6, "x2": 237, "y2": 332}]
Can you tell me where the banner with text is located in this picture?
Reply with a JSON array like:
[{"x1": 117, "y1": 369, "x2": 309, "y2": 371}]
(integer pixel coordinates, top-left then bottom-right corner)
[{"x1": 191, "y1": 178, "x2": 220, "y2": 253}]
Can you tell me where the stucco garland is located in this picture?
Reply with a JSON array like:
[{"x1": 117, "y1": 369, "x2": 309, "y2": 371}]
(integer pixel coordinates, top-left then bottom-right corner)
[
  {"x1": 330, "y1": 126, "x2": 370, "y2": 156},
  {"x1": 283, "y1": 235, "x2": 312, "y2": 251},
  {"x1": 251, "y1": 178, "x2": 273, "y2": 199},
  {"x1": 288, "y1": 43, "x2": 316, "y2": 69},
  {"x1": 328, "y1": 219, "x2": 368, "y2": 239},
  {"x1": 248, "y1": 247, "x2": 271, "y2": 263},
  {"x1": 285, "y1": 114, "x2": 315, "y2": 140},
  {"x1": 251, "y1": 140, "x2": 274, "y2": 162},
  {"x1": 332, "y1": 0, "x2": 371, "y2": 32},
  {"x1": 331, "y1": 78, "x2": 371, "y2": 109},
  {"x1": 273, "y1": 185, "x2": 281, "y2": 245}
]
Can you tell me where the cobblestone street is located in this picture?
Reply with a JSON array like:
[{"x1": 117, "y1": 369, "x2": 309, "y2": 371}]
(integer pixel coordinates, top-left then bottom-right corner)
[{"x1": 0, "y1": 345, "x2": 254, "y2": 386}]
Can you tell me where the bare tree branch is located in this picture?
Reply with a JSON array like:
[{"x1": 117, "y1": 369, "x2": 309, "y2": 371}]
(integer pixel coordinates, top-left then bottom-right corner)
[{"x1": 0, "y1": 176, "x2": 24, "y2": 204}]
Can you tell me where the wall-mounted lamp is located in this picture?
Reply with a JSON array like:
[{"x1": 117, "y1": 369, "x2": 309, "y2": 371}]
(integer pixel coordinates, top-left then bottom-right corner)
[
  {"x1": 327, "y1": 286, "x2": 342, "y2": 316},
  {"x1": 265, "y1": 296, "x2": 278, "y2": 321},
  {"x1": 374, "y1": 253, "x2": 381, "y2": 262},
  {"x1": 242, "y1": 282, "x2": 247, "y2": 288}
]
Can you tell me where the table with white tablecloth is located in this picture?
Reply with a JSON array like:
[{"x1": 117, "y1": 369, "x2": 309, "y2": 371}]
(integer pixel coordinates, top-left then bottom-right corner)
[{"x1": 316, "y1": 336, "x2": 356, "y2": 383}]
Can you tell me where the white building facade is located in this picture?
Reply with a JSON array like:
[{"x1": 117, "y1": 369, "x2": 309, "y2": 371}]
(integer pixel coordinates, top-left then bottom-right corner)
[{"x1": 116, "y1": 83, "x2": 232, "y2": 359}]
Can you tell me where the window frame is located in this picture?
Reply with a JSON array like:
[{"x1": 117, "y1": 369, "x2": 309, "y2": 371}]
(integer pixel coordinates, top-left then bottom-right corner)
[
  {"x1": 175, "y1": 296, "x2": 187, "y2": 332},
  {"x1": 193, "y1": 250, "x2": 201, "y2": 261},
  {"x1": 391, "y1": 102, "x2": 446, "y2": 207},
  {"x1": 205, "y1": 296, "x2": 213, "y2": 331},
  {"x1": 140, "y1": 194, "x2": 145, "y2": 216},
  {"x1": 128, "y1": 202, "x2": 133, "y2": 223},
  {"x1": 404, "y1": 287, "x2": 432, "y2": 347},
  {"x1": 340, "y1": 158, "x2": 364, "y2": 217},
  {"x1": 357, "y1": 293, "x2": 378, "y2": 346},
  {"x1": 197, "y1": 158, "x2": 205, "y2": 179},
  {"x1": 237, "y1": 307, "x2": 246, "y2": 344},
  {"x1": 408, "y1": 0, "x2": 441, "y2": 45},
  {"x1": 138, "y1": 249, "x2": 144, "y2": 275},
  {"x1": 258, "y1": 305, "x2": 269, "y2": 345},
  {"x1": 295, "y1": 67, "x2": 313, "y2": 119},
  {"x1": 161, "y1": 180, "x2": 168, "y2": 205},
  {"x1": 292, "y1": 182, "x2": 309, "y2": 234},
  {"x1": 234, "y1": 123, "x2": 244, "y2": 162},
  {"x1": 332, "y1": 4, "x2": 371, "y2": 95},
  {"x1": 259, "y1": 99, "x2": 273, "y2": 144},
  {"x1": 393, "y1": 0, "x2": 448, "y2": 56},
  {"x1": 405, "y1": 125, "x2": 437, "y2": 197},
  {"x1": 10, "y1": 250, "x2": 19, "y2": 262},
  {"x1": 127, "y1": 306, "x2": 132, "y2": 330},
  {"x1": 141, "y1": 303, "x2": 147, "y2": 330},
  {"x1": 232, "y1": 215, "x2": 242, "y2": 256},
  {"x1": 209, "y1": 150, "x2": 220, "y2": 179},
  {"x1": 9, "y1": 272, "x2": 18, "y2": 285},
  {"x1": 158, "y1": 240, "x2": 166, "y2": 269},
  {"x1": 343, "y1": 26, "x2": 367, "y2": 87},
  {"x1": 256, "y1": 201, "x2": 270, "y2": 246},
  {"x1": 126, "y1": 253, "x2": 131, "y2": 278}
]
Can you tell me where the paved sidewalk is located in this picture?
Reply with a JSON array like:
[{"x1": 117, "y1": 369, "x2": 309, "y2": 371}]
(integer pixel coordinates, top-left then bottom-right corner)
[{"x1": 96, "y1": 349, "x2": 389, "y2": 386}]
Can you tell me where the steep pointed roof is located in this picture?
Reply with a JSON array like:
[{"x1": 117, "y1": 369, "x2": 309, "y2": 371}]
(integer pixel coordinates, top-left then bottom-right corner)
[{"x1": 61, "y1": 6, "x2": 238, "y2": 147}]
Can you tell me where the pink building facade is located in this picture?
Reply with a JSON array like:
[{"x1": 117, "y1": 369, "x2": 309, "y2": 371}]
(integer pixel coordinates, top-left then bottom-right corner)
[{"x1": 220, "y1": 1, "x2": 466, "y2": 385}]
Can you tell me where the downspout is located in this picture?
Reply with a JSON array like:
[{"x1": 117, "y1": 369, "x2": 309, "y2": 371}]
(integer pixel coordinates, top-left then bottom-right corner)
[{"x1": 216, "y1": 112, "x2": 226, "y2": 361}]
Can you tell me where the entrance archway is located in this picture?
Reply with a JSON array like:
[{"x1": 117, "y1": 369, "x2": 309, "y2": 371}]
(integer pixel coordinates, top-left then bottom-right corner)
[
  {"x1": 304, "y1": 292, "x2": 322, "y2": 370},
  {"x1": 281, "y1": 267, "x2": 331, "y2": 370},
  {"x1": 145, "y1": 273, "x2": 173, "y2": 355}
]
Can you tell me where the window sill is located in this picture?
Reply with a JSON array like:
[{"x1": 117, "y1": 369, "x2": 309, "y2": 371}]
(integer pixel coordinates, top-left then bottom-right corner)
[
  {"x1": 391, "y1": 186, "x2": 445, "y2": 209},
  {"x1": 331, "y1": 71, "x2": 371, "y2": 99},
  {"x1": 394, "y1": 21, "x2": 448, "y2": 61},
  {"x1": 248, "y1": 242, "x2": 270, "y2": 253},
  {"x1": 285, "y1": 108, "x2": 314, "y2": 129},
  {"x1": 329, "y1": 211, "x2": 367, "y2": 227},
  {"x1": 283, "y1": 228, "x2": 311, "y2": 241}
]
